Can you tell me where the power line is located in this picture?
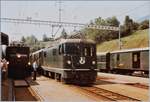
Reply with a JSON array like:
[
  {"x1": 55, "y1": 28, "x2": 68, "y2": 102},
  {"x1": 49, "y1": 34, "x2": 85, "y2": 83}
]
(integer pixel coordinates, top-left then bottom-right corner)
[
  {"x1": 1, "y1": 17, "x2": 119, "y2": 29},
  {"x1": 1, "y1": 17, "x2": 119, "y2": 38},
  {"x1": 117, "y1": 2, "x2": 149, "y2": 17}
]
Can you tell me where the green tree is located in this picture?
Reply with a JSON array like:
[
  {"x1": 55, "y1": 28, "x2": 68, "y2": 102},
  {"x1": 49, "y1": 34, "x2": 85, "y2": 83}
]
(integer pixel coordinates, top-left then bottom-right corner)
[
  {"x1": 25, "y1": 35, "x2": 38, "y2": 47},
  {"x1": 61, "y1": 28, "x2": 67, "y2": 39},
  {"x1": 21, "y1": 36, "x2": 26, "y2": 42},
  {"x1": 132, "y1": 22, "x2": 139, "y2": 30},
  {"x1": 123, "y1": 15, "x2": 134, "y2": 35},
  {"x1": 83, "y1": 16, "x2": 120, "y2": 43},
  {"x1": 138, "y1": 20, "x2": 149, "y2": 30},
  {"x1": 106, "y1": 16, "x2": 120, "y2": 27},
  {"x1": 43, "y1": 34, "x2": 49, "y2": 41}
]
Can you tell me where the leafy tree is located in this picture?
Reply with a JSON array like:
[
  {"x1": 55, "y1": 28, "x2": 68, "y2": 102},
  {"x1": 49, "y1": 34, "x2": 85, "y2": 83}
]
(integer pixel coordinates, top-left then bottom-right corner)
[
  {"x1": 25, "y1": 35, "x2": 38, "y2": 44},
  {"x1": 83, "y1": 16, "x2": 120, "y2": 43},
  {"x1": 42, "y1": 34, "x2": 49, "y2": 41},
  {"x1": 106, "y1": 16, "x2": 120, "y2": 27},
  {"x1": 21, "y1": 36, "x2": 26, "y2": 42},
  {"x1": 138, "y1": 20, "x2": 149, "y2": 30},
  {"x1": 123, "y1": 15, "x2": 135, "y2": 35},
  {"x1": 132, "y1": 22, "x2": 139, "y2": 30},
  {"x1": 61, "y1": 28, "x2": 67, "y2": 39}
]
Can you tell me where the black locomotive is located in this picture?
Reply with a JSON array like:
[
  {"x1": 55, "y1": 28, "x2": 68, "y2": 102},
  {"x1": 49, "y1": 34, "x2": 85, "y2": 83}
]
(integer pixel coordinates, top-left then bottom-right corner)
[
  {"x1": 6, "y1": 46, "x2": 31, "y2": 79},
  {"x1": 31, "y1": 39, "x2": 97, "y2": 85}
]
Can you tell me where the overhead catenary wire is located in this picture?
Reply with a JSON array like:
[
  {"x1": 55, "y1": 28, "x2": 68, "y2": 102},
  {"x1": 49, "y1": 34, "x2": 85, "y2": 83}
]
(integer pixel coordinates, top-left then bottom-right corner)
[{"x1": 116, "y1": 2, "x2": 150, "y2": 17}]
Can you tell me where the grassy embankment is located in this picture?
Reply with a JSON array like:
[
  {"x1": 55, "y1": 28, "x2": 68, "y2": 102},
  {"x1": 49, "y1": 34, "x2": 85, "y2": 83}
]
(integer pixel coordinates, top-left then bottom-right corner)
[{"x1": 97, "y1": 29, "x2": 149, "y2": 52}]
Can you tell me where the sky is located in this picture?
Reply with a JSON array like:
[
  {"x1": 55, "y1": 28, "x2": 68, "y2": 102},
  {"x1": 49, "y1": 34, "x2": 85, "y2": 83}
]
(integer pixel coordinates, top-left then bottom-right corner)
[{"x1": 1, "y1": 1, "x2": 150, "y2": 41}]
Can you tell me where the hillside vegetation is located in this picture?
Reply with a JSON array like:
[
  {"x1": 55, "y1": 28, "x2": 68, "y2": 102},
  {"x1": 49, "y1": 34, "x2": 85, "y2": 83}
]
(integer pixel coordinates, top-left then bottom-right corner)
[{"x1": 97, "y1": 29, "x2": 149, "y2": 52}]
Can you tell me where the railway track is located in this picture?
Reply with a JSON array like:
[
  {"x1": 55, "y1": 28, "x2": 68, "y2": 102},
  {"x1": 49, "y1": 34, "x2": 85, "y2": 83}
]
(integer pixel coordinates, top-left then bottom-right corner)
[
  {"x1": 97, "y1": 76, "x2": 148, "y2": 90},
  {"x1": 80, "y1": 86, "x2": 140, "y2": 101},
  {"x1": 8, "y1": 79, "x2": 15, "y2": 101},
  {"x1": 126, "y1": 83, "x2": 149, "y2": 90},
  {"x1": 13, "y1": 79, "x2": 38, "y2": 101}
]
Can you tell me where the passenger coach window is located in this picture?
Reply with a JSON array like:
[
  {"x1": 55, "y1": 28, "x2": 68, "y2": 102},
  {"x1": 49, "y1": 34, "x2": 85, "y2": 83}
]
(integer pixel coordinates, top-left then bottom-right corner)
[
  {"x1": 117, "y1": 54, "x2": 120, "y2": 61},
  {"x1": 101, "y1": 56, "x2": 106, "y2": 62},
  {"x1": 134, "y1": 54, "x2": 137, "y2": 62},
  {"x1": 53, "y1": 49, "x2": 57, "y2": 55}
]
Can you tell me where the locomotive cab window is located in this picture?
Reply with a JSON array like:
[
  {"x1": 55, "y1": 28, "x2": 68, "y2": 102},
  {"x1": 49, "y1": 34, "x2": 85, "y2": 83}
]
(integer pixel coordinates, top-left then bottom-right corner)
[
  {"x1": 39, "y1": 52, "x2": 42, "y2": 57},
  {"x1": 59, "y1": 44, "x2": 64, "y2": 55},
  {"x1": 64, "y1": 43, "x2": 80, "y2": 55},
  {"x1": 62, "y1": 44, "x2": 64, "y2": 54},
  {"x1": 44, "y1": 52, "x2": 47, "y2": 57},
  {"x1": 59, "y1": 45, "x2": 62, "y2": 54}
]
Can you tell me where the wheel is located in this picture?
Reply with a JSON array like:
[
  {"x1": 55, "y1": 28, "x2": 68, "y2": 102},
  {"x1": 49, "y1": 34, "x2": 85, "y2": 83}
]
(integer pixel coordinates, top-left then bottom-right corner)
[
  {"x1": 51, "y1": 72, "x2": 55, "y2": 79},
  {"x1": 46, "y1": 71, "x2": 49, "y2": 77},
  {"x1": 55, "y1": 73, "x2": 61, "y2": 82}
]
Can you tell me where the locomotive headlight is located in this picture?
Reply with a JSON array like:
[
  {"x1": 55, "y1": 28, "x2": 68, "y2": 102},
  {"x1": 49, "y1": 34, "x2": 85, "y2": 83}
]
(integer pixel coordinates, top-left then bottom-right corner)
[
  {"x1": 28, "y1": 62, "x2": 31, "y2": 65},
  {"x1": 7, "y1": 61, "x2": 9, "y2": 65},
  {"x1": 92, "y1": 61, "x2": 96, "y2": 65},
  {"x1": 17, "y1": 54, "x2": 21, "y2": 58},
  {"x1": 67, "y1": 60, "x2": 71, "y2": 64}
]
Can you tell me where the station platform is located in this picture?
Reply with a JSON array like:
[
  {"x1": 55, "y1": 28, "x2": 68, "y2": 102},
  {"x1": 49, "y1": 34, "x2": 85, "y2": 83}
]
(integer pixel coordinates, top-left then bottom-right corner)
[
  {"x1": 27, "y1": 76, "x2": 99, "y2": 102},
  {"x1": 97, "y1": 72, "x2": 149, "y2": 86}
]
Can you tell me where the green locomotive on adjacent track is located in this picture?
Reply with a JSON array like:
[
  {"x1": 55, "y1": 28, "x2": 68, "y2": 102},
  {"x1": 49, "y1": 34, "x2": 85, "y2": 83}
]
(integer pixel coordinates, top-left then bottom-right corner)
[{"x1": 31, "y1": 39, "x2": 97, "y2": 85}]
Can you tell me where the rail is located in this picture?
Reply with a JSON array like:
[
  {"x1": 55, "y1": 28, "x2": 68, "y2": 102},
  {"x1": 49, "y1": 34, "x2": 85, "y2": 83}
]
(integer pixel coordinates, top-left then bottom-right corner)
[
  {"x1": 8, "y1": 79, "x2": 15, "y2": 101},
  {"x1": 125, "y1": 83, "x2": 149, "y2": 90},
  {"x1": 80, "y1": 86, "x2": 140, "y2": 101}
]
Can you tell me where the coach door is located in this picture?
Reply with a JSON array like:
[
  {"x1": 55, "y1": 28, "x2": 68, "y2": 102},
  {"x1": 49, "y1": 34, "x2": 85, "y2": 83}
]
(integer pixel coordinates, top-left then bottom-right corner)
[{"x1": 132, "y1": 52, "x2": 140, "y2": 68}]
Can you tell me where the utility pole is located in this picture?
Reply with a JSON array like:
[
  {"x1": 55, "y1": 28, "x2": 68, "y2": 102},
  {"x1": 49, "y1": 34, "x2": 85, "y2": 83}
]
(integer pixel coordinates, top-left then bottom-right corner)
[
  {"x1": 51, "y1": 25, "x2": 54, "y2": 38},
  {"x1": 118, "y1": 24, "x2": 121, "y2": 50},
  {"x1": 58, "y1": 0, "x2": 62, "y2": 23}
]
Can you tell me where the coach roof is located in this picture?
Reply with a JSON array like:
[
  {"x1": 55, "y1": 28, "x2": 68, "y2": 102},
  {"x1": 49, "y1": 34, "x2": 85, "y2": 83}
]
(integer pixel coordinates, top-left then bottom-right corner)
[{"x1": 110, "y1": 47, "x2": 149, "y2": 54}]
